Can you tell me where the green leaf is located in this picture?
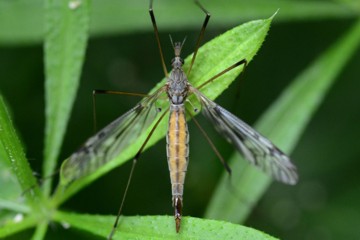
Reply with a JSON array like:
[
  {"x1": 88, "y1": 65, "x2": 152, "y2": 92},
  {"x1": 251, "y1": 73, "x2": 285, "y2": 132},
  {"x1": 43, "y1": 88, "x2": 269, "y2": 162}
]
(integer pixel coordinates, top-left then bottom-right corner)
[
  {"x1": 0, "y1": 96, "x2": 31, "y2": 231},
  {"x1": 0, "y1": 0, "x2": 358, "y2": 45},
  {"x1": 0, "y1": 94, "x2": 42, "y2": 208},
  {"x1": 0, "y1": 126, "x2": 24, "y2": 212},
  {"x1": 53, "y1": 211, "x2": 278, "y2": 240},
  {"x1": 31, "y1": 222, "x2": 48, "y2": 240},
  {"x1": 43, "y1": 0, "x2": 90, "y2": 196},
  {"x1": 54, "y1": 15, "x2": 274, "y2": 205},
  {"x1": 0, "y1": 214, "x2": 37, "y2": 238},
  {"x1": 205, "y1": 18, "x2": 360, "y2": 223}
]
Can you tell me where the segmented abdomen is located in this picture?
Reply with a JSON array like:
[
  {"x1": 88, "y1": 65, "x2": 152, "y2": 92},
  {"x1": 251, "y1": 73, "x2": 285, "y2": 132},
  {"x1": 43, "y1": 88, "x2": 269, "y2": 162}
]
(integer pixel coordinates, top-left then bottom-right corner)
[{"x1": 166, "y1": 104, "x2": 189, "y2": 203}]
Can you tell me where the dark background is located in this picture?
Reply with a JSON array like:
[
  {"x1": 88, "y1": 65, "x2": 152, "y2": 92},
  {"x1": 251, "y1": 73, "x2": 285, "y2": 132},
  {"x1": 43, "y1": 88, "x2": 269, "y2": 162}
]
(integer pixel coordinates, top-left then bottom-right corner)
[{"x1": 1, "y1": 1, "x2": 359, "y2": 239}]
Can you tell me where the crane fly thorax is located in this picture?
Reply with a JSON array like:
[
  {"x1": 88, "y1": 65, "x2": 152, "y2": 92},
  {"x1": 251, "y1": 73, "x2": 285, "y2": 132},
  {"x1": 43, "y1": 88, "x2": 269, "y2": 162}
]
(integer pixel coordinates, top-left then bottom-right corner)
[{"x1": 167, "y1": 57, "x2": 189, "y2": 104}]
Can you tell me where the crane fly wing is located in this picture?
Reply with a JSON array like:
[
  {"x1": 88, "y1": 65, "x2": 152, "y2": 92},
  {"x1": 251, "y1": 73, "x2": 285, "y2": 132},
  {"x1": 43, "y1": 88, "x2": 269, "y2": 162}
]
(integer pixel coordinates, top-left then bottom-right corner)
[
  {"x1": 191, "y1": 87, "x2": 298, "y2": 185},
  {"x1": 61, "y1": 87, "x2": 166, "y2": 184}
]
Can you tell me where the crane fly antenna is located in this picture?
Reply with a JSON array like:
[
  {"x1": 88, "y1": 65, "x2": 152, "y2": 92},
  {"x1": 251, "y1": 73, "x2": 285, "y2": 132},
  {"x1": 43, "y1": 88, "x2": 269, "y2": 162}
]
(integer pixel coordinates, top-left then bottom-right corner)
[
  {"x1": 187, "y1": 0, "x2": 211, "y2": 76},
  {"x1": 181, "y1": 36, "x2": 187, "y2": 48},
  {"x1": 169, "y1": 35, "x2": 187, "y2": 50},
  {"x1": 149, "y1": 0, "x2": 168, "y2": 78}
]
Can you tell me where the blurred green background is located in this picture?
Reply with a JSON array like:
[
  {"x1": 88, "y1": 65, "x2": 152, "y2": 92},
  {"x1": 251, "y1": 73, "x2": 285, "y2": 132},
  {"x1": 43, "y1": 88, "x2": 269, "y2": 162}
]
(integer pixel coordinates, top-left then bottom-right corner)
[{"x1": 1, "y1": 0, "x2": 360, "y2": 239}]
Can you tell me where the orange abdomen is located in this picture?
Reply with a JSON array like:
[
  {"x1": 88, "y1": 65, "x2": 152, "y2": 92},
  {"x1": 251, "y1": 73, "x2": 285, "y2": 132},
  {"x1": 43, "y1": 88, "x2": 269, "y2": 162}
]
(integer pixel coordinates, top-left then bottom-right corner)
[{"x1": 166, "y1": 104, "x2": 189, "y2": 203}]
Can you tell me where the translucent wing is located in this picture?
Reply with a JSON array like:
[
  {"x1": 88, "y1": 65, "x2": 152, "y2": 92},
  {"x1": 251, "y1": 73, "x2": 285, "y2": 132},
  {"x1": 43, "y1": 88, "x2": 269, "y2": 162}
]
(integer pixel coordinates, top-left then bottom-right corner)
[
  {"x1": 61, "y1": 87, "x2": 166, "y2": 184},
  {"x1": 191, "y1": 87, "x2": 298, "y2": 185}
]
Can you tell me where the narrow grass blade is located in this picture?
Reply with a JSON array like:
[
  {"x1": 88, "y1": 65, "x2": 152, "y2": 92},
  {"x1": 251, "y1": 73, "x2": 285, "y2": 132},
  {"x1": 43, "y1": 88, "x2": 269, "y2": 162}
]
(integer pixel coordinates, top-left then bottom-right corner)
[
  {"x1": 53, "y1": 211, "x2": 278, "y2": 240},
  {"x1": 0, "y1": 95, "x2": 42, "y2": 208},
  {"x1": 31, "y1": 222, "x2": 48, "y2": 240},
  {"x1": 54, "y1": 15, "x2": 274, "y2": 205},
  {"x1": 43, "y1": 0, "x2": 90, "y2": 196},
  {"x1": 205, "y1": 18, "x2": 360, "y2": 223},
  {"x1": 0, "y1": 118, "x2": 24, "y2": 213},
  {"x1": 0, "y1": 214, "x2": 37, "y2": 238}
]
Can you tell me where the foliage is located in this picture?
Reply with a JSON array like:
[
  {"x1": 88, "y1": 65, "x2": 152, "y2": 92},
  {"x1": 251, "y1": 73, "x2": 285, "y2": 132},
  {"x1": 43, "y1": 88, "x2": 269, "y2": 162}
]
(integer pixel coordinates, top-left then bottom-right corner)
[{"x1": 0, "y1": 0, "x2": 359, "y2": 239}]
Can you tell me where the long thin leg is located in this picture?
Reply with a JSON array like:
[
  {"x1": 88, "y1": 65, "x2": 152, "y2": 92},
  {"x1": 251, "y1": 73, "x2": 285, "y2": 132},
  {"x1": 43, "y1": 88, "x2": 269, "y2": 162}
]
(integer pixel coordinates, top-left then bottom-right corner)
[
  {"x1": 187, "y1": 109, "x2": 231, "y2": 174},
  {"x1": 187, "y1": 0, "x2": 211, "y2": 76},
  {"x1": 92, "y1": 90, "x2": 149, "y2": 132},
  {"x1": 93, "y1": 90, "x2": 148, "y2": 97},
  {"x1": 196, "y1": 59, "x2": 247, "y2": 90},
  {"x1": 107, "y1": 108, "x2": 169, "y2": 240},
  {"x1": 149, "y1": 0, "x2": 168, "y2": 78}
]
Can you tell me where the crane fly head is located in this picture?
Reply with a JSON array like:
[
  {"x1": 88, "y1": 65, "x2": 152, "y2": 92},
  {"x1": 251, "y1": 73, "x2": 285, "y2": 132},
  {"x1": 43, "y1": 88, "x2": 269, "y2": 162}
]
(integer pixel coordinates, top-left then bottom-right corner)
[{"x1": 170, "y1": 35, "x2": 187, "y2": 68}]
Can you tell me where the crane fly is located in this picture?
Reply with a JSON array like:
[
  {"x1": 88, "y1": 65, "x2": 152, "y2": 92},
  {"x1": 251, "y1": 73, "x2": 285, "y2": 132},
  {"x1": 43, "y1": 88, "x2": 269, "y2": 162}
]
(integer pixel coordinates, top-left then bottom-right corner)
[{"x1": 61, "y1": 0, "x2": 298, "y2": 239}]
